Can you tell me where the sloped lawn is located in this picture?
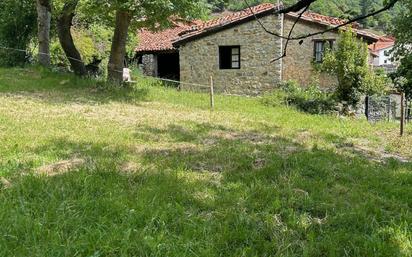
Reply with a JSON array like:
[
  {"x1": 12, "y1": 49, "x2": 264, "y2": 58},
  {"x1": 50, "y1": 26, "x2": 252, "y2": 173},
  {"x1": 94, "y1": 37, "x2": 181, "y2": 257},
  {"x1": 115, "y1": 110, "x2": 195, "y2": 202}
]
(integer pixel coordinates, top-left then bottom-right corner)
[{"x1": 0, "y1": 67, "x2": 411, "y2": 257}]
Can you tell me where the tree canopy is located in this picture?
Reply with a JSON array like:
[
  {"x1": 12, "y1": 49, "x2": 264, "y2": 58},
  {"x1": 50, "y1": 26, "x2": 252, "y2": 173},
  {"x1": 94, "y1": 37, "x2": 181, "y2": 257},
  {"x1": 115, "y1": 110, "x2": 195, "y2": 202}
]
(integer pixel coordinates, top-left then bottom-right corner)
[{"x1": 390, "y1": 0, "x2": 412, "y2": 99}]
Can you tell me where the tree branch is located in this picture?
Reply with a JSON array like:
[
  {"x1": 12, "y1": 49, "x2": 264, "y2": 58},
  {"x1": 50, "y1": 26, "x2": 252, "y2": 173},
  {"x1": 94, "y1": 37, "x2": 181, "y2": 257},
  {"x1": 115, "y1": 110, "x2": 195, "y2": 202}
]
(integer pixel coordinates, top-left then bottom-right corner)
[
  {"x1": 286, "y1": 0, "x2": 399, "y2": 41},
  {"x1": 243, "y1": 0, "x2": 289, "y2": 40},
  {"x1": 243, "y1": 0, "x2": 400, "y2": 60},
  {"x1": 272, "y1": 3, "x2": 311, "y2": 62},
  {"x1": 278, "y1": 0, "x2": 318, "y2": 14}
]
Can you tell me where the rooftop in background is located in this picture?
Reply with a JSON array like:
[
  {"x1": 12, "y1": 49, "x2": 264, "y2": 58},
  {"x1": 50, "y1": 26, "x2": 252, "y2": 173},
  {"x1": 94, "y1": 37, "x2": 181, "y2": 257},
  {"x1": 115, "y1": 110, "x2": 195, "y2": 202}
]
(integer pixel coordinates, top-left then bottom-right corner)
[
  {"x1": 135, "y1": 3, "x2": 380, "y2": 54},
  {"x1": 368, "y1": 36, "x2": 396, "y2": 53},
  {"x1": 134, "y1": 19, "x2": 201, "y2": 54}
]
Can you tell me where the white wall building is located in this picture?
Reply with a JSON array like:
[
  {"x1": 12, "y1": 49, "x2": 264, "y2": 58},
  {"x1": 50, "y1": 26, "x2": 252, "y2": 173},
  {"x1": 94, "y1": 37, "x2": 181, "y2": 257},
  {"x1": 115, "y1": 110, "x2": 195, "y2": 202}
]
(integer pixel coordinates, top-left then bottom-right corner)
[{"x1": 369, "y1": 36, "x2": 396, "y2": 67}]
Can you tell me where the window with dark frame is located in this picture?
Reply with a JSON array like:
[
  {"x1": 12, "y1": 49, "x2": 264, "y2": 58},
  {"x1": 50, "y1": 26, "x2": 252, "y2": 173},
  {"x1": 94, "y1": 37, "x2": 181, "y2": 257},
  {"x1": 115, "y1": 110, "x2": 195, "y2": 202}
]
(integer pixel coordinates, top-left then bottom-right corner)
[
  {"x1": 219, "y1": 46, "x2": 241, "y2": 69},
  {"x1": 314, "y1": 40, "x2": 335, "y2": 63}
]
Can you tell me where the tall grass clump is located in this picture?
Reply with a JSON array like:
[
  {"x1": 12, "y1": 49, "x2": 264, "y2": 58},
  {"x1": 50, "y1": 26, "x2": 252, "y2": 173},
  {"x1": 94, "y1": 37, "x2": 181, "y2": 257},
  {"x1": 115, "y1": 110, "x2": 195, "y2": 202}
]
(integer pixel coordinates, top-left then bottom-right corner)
[{"x1": 261, "y1": 80, "x2": 336, "y2": 114}]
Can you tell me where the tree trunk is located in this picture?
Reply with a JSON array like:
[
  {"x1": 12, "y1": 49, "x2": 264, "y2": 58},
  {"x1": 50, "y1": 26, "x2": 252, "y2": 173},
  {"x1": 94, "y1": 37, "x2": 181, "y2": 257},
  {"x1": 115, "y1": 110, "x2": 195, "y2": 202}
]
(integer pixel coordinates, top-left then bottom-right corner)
[
  {"x1": 57, "y1": 0, "x2": 86, "y2": 76},
  {"x1": 36, "y1": 0, "x2": 51, "y2": 67},
  {"x1": 108, "y1": 10, "x2": 132, "y2": 84}
]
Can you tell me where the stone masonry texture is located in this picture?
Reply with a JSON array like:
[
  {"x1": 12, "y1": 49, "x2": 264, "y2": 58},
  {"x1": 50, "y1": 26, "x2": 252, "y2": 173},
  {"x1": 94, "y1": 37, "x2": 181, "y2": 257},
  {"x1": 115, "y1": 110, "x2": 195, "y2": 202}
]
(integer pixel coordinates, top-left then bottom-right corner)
[
  {"x1": 282, "y1": 17, "x2": 339, "y2": 89},
  {"x1": 178, "y1": 14, "x2": 283, "y2": 96}
]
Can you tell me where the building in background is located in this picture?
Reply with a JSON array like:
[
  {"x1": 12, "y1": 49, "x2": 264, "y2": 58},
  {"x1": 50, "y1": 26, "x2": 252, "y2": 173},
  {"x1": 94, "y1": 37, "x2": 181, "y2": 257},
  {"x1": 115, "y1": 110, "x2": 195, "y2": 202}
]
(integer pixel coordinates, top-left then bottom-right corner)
[
  {"x1": 369, "y1": 36, "x2": 396, "y2": 69},
  {"x1": 134, "y1": 3, "x2": 380, "y2": 95}
]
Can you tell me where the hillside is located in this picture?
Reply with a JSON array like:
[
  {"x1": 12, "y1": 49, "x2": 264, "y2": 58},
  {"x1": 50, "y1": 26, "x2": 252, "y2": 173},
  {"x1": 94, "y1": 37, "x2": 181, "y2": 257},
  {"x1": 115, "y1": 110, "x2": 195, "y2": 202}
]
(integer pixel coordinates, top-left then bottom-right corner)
[{"x1": 208, "y1": 0, "x2": 405, "y2": 32}]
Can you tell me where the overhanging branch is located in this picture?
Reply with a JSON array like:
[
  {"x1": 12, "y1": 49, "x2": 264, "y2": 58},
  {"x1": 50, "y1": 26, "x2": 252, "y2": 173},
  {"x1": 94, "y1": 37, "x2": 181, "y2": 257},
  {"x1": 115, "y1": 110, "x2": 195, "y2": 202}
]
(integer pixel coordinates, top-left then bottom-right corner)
[{"x1": 244, "y1": 0, "x2": 400, "y2": 60}]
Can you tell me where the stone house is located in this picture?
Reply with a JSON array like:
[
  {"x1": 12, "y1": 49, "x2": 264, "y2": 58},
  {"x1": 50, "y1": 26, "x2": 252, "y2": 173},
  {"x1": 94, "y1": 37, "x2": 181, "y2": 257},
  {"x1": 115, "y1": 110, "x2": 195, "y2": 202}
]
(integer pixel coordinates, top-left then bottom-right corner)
[{"x1": 135, "y1": 3, "x2": 380, "y2": 95}]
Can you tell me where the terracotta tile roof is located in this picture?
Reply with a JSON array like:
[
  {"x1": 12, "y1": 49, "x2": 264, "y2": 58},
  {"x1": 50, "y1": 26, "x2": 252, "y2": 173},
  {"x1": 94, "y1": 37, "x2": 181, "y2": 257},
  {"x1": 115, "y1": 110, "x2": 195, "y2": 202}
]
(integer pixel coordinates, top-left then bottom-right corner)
[
  {"x1": 353, "y1": 29, "x2": 381, "y2": 42},
  {"x1": 135, "y1": 3, "x2": 279, "y2": 53},
  {"x1": 368, "y1": 36, "x2": 395, "y2": 53},
  {"x1": 135, "y1": 3, "x2": 380, "y2": 53},
  {"x1": 297, "y1": 11, "x2": 353, "y2": 27},
  {"x1": 287, "y1": 11, "x2": 382, "y2": 42},
  {"x1": 135, "y1": 20, "x2": 200, "y2": 53},
  {"x1": 194, "y1": 3, "x2": 277, "y2": 31},
  {"x1": 174, "y1": 3, "x2": 280, "y2": 44}
]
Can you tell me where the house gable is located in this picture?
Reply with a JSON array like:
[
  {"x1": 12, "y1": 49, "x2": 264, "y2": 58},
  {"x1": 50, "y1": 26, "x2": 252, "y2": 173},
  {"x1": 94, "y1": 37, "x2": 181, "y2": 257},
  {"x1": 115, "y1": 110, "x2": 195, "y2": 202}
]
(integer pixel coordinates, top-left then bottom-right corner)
[
  {"x1": 178, "y1": 13, "x2": 283, "y2": 95},
  {"x1": 135, "y1": 3, "x2": 382, "y2": 95},
  {"x1": 281, "y1": 15, "x2": 341, "y2": 88},
  {"x1": 172, "y1": 4, "x2": 379, "y2": 47}
]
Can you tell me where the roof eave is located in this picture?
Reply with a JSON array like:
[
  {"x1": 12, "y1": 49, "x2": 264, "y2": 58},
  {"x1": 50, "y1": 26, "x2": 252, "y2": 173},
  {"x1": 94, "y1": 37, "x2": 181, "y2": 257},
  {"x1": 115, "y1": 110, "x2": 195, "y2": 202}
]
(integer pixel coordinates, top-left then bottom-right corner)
[
  {"x1": 173, "y1": 7, "x2": 277, "y2": 47},
  {"x1": 285, "y1": 14, "x2": 379, "y2": 43},
  {"x1": 173, "y1": 11, "x2": 380, "y2": 46},
  {"x1": 135, "y1": 48, "x2": 178, "y2": 55}
]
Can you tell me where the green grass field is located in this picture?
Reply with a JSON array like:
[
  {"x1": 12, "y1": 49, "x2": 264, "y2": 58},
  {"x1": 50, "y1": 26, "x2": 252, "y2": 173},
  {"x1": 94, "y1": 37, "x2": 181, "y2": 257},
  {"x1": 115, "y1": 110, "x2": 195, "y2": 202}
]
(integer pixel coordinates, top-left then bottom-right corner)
[{"x1": 0, "y1": 67, "x2": 411, "y2": 257}]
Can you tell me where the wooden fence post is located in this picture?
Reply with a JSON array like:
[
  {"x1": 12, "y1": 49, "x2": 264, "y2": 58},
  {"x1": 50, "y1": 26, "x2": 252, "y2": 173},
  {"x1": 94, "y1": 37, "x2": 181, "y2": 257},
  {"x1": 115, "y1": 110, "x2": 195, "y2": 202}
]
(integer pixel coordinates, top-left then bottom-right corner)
[
  {"x1": 400, "y1": 92, "x2": 405, "y2": 137},
  {"x1": 210, "y1": 76, "x2": 215, "y2": 110}
]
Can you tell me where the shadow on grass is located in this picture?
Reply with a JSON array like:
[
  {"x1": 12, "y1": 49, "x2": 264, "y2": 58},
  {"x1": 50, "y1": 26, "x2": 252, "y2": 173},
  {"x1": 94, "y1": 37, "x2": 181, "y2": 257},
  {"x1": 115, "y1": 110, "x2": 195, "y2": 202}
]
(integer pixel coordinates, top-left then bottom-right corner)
[
  {"x1": 1, "y1": 121, "x2": 411, "y2": 256},
  {"x1": 0, "y1": 67, "x2": 151, "y2": 105}
]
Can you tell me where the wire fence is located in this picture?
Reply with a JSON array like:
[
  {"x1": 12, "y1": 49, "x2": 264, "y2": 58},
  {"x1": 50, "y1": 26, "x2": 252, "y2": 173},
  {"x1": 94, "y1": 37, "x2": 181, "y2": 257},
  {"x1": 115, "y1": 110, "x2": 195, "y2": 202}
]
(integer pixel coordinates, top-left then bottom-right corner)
[
  {"x1": 0, "y1": 45, "x2": 126, "y2": 75},
  {"x1": 366, "y1": 95, "x2": 411, "y2": 123},
  {"x1": 0, "y1": 44, "x2": 218, "y2": 90},
  {"x1": 1, "y1": 44, "x2": 411, "y2": 121},
  {"x1": 128, "y1": 75, "x2": 210, "y2": 90},
  {"x1": 0, "y1": 44, "x2": 223, "y2": 109}
]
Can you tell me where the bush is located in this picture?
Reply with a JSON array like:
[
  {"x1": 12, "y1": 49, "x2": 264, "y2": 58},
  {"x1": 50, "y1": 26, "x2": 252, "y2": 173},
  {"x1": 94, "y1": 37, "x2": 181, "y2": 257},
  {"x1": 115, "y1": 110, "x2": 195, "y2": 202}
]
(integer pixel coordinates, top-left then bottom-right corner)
[
  {"x1": 261, "y1": 80, "x2": 336, "y2": 114},
  {"x1": 49, "y1": 25, "x2": 112, "y2": 71},
  {"x1": 0, "y1": 0, "x2": 36, "y2": 66},
  {"x1": 320, "y1": 29, "x2": 389, "y2": 105}
]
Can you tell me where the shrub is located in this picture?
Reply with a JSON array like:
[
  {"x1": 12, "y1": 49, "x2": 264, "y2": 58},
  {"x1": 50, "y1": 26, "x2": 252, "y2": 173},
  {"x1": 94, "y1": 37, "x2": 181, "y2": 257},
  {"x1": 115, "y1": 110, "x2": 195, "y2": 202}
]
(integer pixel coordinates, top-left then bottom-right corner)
[
  {"x1": 49, "y1": 26, "x2": 111, "y2": 71},
  {"x1": 261, "y1": 80, "x2": 336, "y2": 114},
  {"x1": 0, "y1": 0, "x2": 36, "y2": 66},
  {"x1": 320, "y1": 28, "x2": 389, "y2": 105}
]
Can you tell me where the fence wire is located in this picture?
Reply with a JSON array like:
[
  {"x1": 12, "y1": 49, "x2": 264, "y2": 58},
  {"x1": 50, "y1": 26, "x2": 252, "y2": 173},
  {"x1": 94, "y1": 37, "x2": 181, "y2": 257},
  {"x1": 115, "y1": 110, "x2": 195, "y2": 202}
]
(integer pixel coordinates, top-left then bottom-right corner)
[
  {"x1": 2, "y1": 44, "x2": 410, "y2": 111},
  {"x1": 0, "y1": 44, "x2": 215, "y2": 90},
  {"x1": 366, "y1": 95, "x2": 411, "y2": 123},
  {"x1": 0, "y1": 44, "x2": 256, "y2": 98},
  {"x1": 0, "y1": 45, "x2": 125, "y2": 75}
]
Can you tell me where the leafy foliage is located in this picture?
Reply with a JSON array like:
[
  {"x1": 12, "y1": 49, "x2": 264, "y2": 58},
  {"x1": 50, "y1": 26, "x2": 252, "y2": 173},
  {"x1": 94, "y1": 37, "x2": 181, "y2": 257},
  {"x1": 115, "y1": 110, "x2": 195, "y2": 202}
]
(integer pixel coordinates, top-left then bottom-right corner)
[
  {"x1": 261, "y1": 80, "x2": 336, "y2": 114},
  {"x1": 81, "y1": 0, "x2": 208, "y2": 30},
  {"x1": 320, "y1": 29, "x2": 388, "y2": 105},
  {"x1": 50, "y1": 25, "x2": 110, "y2": 68},
  {"x1": 0, "y1": 0, "x2": 37, "y2": 66},
  {"x1": 391, "y1": 56, "x2": 412, "y2": 100},
  {"x1": 390, "y1": 0, "x2": 412, "y2": 100}
]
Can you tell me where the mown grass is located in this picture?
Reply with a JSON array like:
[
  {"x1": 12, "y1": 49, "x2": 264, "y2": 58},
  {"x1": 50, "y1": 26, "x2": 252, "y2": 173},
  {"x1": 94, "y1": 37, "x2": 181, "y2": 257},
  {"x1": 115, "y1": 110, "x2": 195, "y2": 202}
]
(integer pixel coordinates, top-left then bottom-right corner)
[{"x1": 0, "y1": 66, "x2": 411, "y2": 257}]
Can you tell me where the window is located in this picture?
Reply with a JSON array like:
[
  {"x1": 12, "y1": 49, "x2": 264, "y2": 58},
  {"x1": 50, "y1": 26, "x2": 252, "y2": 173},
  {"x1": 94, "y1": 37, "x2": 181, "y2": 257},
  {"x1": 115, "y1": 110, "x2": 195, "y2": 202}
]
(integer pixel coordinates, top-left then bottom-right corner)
[
  {"x1": 314, "y1": 40, "x2": 334, "y2": 63},
  {"x1": 219, "y1": 46, "x2": 240, "y2": 69}
]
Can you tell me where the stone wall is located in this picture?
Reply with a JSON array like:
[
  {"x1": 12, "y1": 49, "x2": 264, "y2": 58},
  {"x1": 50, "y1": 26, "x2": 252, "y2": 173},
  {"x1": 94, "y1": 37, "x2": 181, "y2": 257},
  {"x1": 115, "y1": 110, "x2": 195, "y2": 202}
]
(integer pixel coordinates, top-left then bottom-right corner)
[
  {"x1": 142, "y1": 54, "x2": 158, "y2": 77},
  {"x1": 178, "y1": 14, "x2": 283, "y2": 96},
  {"x1": 282, "y1": 16, "x2": 339, "y2": 89}
]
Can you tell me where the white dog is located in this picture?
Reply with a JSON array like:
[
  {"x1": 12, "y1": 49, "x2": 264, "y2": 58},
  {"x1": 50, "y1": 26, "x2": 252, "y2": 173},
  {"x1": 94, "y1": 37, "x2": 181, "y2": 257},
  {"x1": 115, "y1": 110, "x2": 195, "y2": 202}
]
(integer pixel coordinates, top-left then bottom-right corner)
[{"x1": 123, "y1": 68, "x2": 131, "y2": 82}]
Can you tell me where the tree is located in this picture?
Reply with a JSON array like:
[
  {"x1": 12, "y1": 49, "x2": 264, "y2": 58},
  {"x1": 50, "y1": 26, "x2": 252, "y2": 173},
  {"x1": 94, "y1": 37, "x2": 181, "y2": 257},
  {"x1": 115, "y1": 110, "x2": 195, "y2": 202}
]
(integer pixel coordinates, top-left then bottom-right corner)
[
  {"x1": 100, "y1": 0, "x2": 207, "y2": 84},
  {"x1": 36, "y1": 0, "x2": 52, "y2": 67},
  {"x1": 321, "y1": 29, "x2": 388, "y2": 105},
  {"x1": 0, "y1": 0, "x2": 37, "y2": 66},
  {"x1": 391, "y1": 56, "x2": 412, "y2": 100},
  {"x1": 57, "y1": 0, "x2": 87, "y2": 76},
  {"x1": 107, "y1": 10, "x2": 132, "y2": 82},
  {"x1": 390, "y1": 0, "x2": 412, "y2": 100}
]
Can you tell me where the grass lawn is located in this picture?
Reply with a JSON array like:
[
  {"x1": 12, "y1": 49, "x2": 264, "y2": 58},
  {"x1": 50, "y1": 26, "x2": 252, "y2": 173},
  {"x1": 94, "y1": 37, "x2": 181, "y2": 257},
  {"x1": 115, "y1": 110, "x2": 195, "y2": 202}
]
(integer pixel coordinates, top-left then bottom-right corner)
[{"x1": 0, "y1": 67, "x2": 411, "y2": 257}]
